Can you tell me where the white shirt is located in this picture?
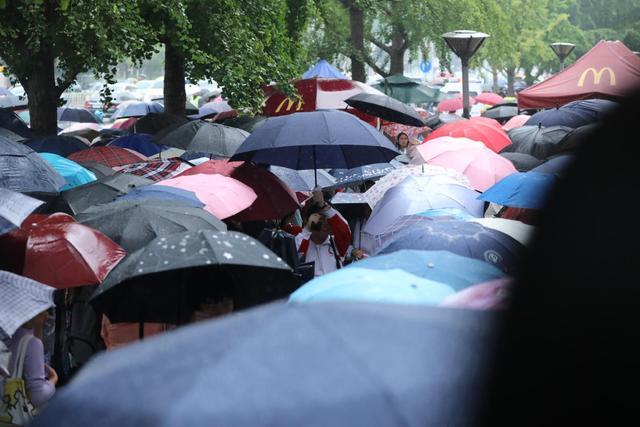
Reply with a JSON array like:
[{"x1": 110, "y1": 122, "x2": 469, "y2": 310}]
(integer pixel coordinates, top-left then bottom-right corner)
[{"x1": 296, "y1": 230, "x2": 342, "y2": 277}]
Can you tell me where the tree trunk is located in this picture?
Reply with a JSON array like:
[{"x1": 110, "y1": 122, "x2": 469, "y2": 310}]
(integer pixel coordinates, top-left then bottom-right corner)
[
  {"x1": 492, "y1": 67, "x2": 499, "y2": 93},
  {"x1": 389, "y1": 29, "x2": 406, "y2": 75},
  {"x1": 25, "y1": 51, "x2": 59, "y2": 137},
  {"x1": 164, "y1": 40, "x2": 186, "y2": 116},
  {"x1": 506, "y1": 68, "x2": 516, "y2": 97},
  {"x1": 349, "y1": 5, "x2": 366, "y2": 82}
]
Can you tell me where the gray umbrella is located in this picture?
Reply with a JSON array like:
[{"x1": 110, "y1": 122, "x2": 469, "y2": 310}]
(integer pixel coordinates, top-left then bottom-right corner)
[
  {"x1": 503, "y1": 125, "x2": 574, "y2": 159},
  {"x1": 499, "y1": 152, "x2": 543, "y2": 172},
  {"x1": 0, "y1": 136, "x2": 66, "y2": 195},
  {"x1": 482, "y1": 105, "x2": 519, "y2": 120},
  {"x1": 76, "y1": 199, "x2": 227, "y2": 252},
  {"x1": 269, "y1": 166, "x2": 337, "y2": 191},
  {"x1": 155, "y1": 121, "x2": 248, "y2": 158}
]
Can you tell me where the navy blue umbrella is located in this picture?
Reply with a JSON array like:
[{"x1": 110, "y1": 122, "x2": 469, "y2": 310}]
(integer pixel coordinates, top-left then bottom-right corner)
[
  {"x1": 32, "y1": 302, "x2": 496, "y2": 427},
  {"x1": 230, "y1": 110, "x2": 399, "y2": 186},
  {"x1": 57, "y1": 107, "x2": 102, "y2": 124},
  {"x1": 378, "y1": 220, "x2": 526, "y2": 274},
  {"x1": 111, "y1": 101, "x2": 164, "y2": 119},
  {"x1": 107, "y1": 134, "x2": 164, "y2": 157},
  {"x1": 24, "y1": 136, "x2": 89, "y2": 157},
  {"x1": 524, "y1": 99, "x2": 618, "y2": 128},
  {"x1": 531, "y1": 154, "x2": 575, "y2": 177},
  {"x1": 330, "y1": 163, "x2": 396, "y2": 186}
]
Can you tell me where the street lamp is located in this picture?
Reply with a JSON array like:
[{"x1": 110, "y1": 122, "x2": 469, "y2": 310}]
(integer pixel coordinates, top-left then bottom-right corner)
[
  {"x1": 442, "y1": 30, "x2": 489, "y2": 119},
  {"x1": 550, "y1": 42, "x2": 576, "y2": 71}
]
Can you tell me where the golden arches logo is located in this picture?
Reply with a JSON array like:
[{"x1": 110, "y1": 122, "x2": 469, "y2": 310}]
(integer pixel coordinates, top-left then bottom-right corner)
[
  {"x1": 275, "y1": 97, "x2": 303, "y2": 113},
  {"x1": 577, "y1": 67, "x2": 616, "y2": 87}
]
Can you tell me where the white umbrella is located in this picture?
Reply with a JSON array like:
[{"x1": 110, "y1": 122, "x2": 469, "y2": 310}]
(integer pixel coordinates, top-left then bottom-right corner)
[{"x1": 0, "y1": 188, "x2": 44, "y2": 236}]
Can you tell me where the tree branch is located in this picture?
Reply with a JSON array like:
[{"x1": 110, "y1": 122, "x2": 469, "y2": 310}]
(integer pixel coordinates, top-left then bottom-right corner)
[{"x1": 367, "y1": 35, "x2": 391, "y2": 54}]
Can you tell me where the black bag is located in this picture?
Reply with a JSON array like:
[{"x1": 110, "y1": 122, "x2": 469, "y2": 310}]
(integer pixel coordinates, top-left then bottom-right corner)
[{"x1": 257, "y1": 228, "x2": 315, "y2": 286}]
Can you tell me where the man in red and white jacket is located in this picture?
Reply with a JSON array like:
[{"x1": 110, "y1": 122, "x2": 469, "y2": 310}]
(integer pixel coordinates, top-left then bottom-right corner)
[{"x1": 295, "y1": 190, "x2": 356, "y2": 277}]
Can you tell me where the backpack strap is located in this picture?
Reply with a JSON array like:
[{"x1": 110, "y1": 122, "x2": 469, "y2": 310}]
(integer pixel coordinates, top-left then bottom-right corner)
[
  {"x1": 329, "y1": 236, "x2": 342, "y2": 270},
  {"x1": 10, "y1": 335, "x2": 33, "y2": 380}
]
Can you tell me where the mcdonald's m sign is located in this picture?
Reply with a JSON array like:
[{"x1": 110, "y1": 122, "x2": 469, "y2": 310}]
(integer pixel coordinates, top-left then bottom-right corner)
[
  {"x1": 275, "y1": 97, "x2": 303, "y2": 113},
  {"x1": 577, "y1": 67, "x2": 616, "y2": 87}
]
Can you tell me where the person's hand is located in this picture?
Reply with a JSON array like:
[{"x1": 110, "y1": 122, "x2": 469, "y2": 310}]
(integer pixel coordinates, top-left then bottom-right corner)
[
  {"x1": 45, "y1": 364, "x2": 58, "y2": 386},
  {"x1": 351, "y1": 249, "x2": 365, "y2": 260}
]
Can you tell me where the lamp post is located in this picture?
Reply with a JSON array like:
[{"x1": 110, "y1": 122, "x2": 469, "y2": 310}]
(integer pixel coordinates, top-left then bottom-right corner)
[
  {"x1": 550, "y1": 42, "x2": 576, "y2": 71},
  {"x1": 442, "y1": 30, "x2": 489, "y2": 119}
]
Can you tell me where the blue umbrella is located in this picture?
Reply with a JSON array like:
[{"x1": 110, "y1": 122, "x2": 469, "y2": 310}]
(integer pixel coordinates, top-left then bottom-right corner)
[
  {"x1": 269, "y1": 166, "x2": 337, "y2": 191},
  {"x1": 378, "y1": 220, "x2": 525, "y2": 274},
  {"x1": 38, "y1": 153, "x2": 97, "y2": 191},
  {"x1": 524, "y1": 99, "x2": 618, "y2": 128},
  {"x1": 108, "y1": 134, "x2": 164, "y2": 157},
  {"x1": 31, "y1": 302, "x2": 496, "y2": 427},
  {"x1": 330, "y1": 163, "x2": 396, "y2": 186},
  {"x1": 290, "y1": 267, "x2": 455, "y2": 305},
  {"x1": 478, "y1": 172, "x2": 558, "y2": 210},
  {"x1": 117, "y1": 184, "x2": 204, "y2": 208},
  {"x1": 347, "y1": 250, "x2": 506, "y2": 291},
  {"x1": 531, "y1": 154, "x2": 574, "y2": 177},
  {"x1": 302, "y1": 59, "x2": 348, "y2": 79},
  {"x1": 111, "y1": 101, "x2": 164, "y2": 119},
  {"x1": 230, "y1": 110, "x2": 399, "y2": 186},
  {"x1": 57, "y1": 107, "x2": 102, "y2": 124},
  {"x1": 0, "y1": 136, "x2": 66, "y2": 195},
  {"x1": 24, "y1": 136, "x2": 88, "y2": 157}
]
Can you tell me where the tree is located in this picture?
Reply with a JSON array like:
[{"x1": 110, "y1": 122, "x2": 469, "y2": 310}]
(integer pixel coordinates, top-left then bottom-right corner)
[{"x1": 0, "y1": 0, "x2": 155, "y2": 136}]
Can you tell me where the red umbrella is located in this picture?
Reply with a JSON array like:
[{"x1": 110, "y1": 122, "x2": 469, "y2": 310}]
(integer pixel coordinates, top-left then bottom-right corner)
[
  {"x1": 177, "y1": 160, "x2": 300, "y2": 221},
  {"x1": 11, "y1": 213, "x2": 126, "y2": 289},
  {"x1": 437, "y1": 95, "x2": 476, "y2": 113},
  {"x1": 68, "y1": 146, "x2": 147, "y2": 167},
  {"x1": 470, "y1": 116, "x2": 503, "y2": 129},
  {"x1": 424, "y1": 119, "x2": 511, "y2": 153},
  {"x1": 475, "y1": 92, "x2": 505, "y2": 106}
]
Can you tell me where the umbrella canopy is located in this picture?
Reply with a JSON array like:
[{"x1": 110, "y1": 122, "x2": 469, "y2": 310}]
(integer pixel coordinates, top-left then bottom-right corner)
[
  {"x1": 159, "y1": 174, "x2": 257, "y2": 219},
  {"x1": 344, "y1": 93, "x2": 425, "y2": 127},
  {"x1": 290, "y1": 267, "x2": 455, "y2": 305},
  {"x1": 75, "y1": 161, "x2": 115, "y2": 179},
  {"x1": 0, "y1": 271, "x2": 54, "y2": 340},
  {"x1": 0, "y1": 189, "x2": 44, "y2": 237},
  {"x1": 372, "y1": 75, "x2": 441, "y2": 104},
  {"x1": 379, "y1": 220, "x2": 525, "y2": 274},
  {"x1": 269, "y1": 166, "x2": 337, "y2": 191},
  {"x1": 50, "y1": 173, "x2": 153, "y2": 215},
  {"x1": 24, "y1": 136, "x2": 89, "y2": 157},
  {"x1": 411, "y1": 137, "x2": 517, "y2": 191},
  {"x1": 303, "y1": 59, "x2": 348, "y2": 79},
  {"x1": 531, "y1": 154, "x2": 574, "y2": 176},
  {"x1": 230, "y1": 110, "x2": 399, "y2": 170},
  {"x1": 110, "y1": 117, "x2": 138, "y2": 131},
  {"x1": 501, "y1": 114, "x2": 530, "y2": 131},
  {"x1": 155, "y1": 121, "x2": 248, "y2": 158},
  {"x1": 58, "y1": 122, "x2": 102, "y2": 135},
  {"x1": 77, "y1": 199, "x2": 226, "y2": 252},
  {"x1": 342, "y1": 250, "x2": 506, "y2": 291},
  {"x1": 176, "y1": 160, "x2": 300, "y2": 222},
  {"x1": 217, "y1": 115, "x2": 266, "y2": 133},
  {"x1": 107, "y1": 134, "x2": 164, "y2": 157},
  {"x1": 468, "y1": 218, "x2": 535, "y2": 246},
  {"x1": 524, "y1": 99, "x2": 618, "y2": 128},
  {"x1": 0, "y1": 109, "x2": 32, "y2": 139},
  {"x1": 133, "y1": 112, "x2": 188, "y2": 135},
  {"x1": 90, "y1": 230, "x2": 295, "y2": 324},
  {"x1": 15, "y1": 213, "x2": 126, "y2": 289},
  {"x1": 114, "y1": 159, "x2": 191, "y2": 182},
  {"x1": 475, "y1": 92, "x2": 505, "y2": 106},
  {"x1": 482, "y1": 106, "x2": 519, "y2": 121},
  {"x1": 188, "y1": 101, "x2": 234, "y2": 120},
  {"x1": 111, "y1": 101, "x2": 164, "y2": 119},
  {"x1": 0, "y1": 94, "x2": 27, "y2": 110},
  {"x1": 425, "y1": 119, "x2": 511, "y2": 153},
  {"x1": 439, "y1": 278, "x2": 512, "y2": 310},
  {"x1": 556, "y1": 123, "x2": 599, "y2": 155},
  {"x1": 478, "y1": 171, "x2": 558, "y2": 210},
  {"x1": 57, "y1": 107, "x2": 101, "y2": 124},
  {"x1": 0, "y1": 136, "x2": 66, "y2": 195},
  {"x1": 330, "y1": 163, "x2": 396, "y2": 187},
  {"x1": 503, "y1": 125, "x2": 574, "y2": 159},
  {"x1": 380, "y1": 122, "x2": 432, "y2": 143},
  {"x1": 117, "y1": 184, "x2": 205, "y2": 208},
  {"x1": 499, "y1": 152, "x2": 543, "y2": 172},
  {"x1": 437, "y1": 96, "x2": 476, "y2": 113},
  {"x1": 68, "y1": 146, "x2": 147, "y2": 167},
  {"x1": 39, "y1": 153, "x2": 97, "y2": 191},
  {"x1": 363, "y1": 164, "x2": 471, "y2": 208},
  {"x1": 363, "y1": 175, "x2": 484, "y2": 236},
  {"x1": 0, "y1": 127, "x2": 25, "y2": 142}
]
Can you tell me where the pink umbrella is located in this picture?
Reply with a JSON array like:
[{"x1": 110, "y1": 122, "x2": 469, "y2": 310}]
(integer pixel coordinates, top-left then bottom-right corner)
[
  {"x1": 410, "y1": 137, "x2": 517, "y2": 191},
  {"x1": 439, "y1": 278, "x2": 512, "y2": 310},
  {"x1": 502, "y1": 114, "x2": 531, "y2": 132},
  {"x1": 159, "y1": 173, "x2": 257, "y2": 219},
  {"x1": 437, "y1": 95, "x2": 476, "y2": 113},
  {"x1": 475, "y1": 92, "x2": 504, "y2": 106},
  {"x1": 469, "y1": 116, "x2": 502, "y2": 129}
]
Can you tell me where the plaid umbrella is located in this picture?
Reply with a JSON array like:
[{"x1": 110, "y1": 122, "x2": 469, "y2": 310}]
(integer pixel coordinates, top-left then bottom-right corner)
[
  {"x1": 68, "y1": 146, "x2": 147, "y2": 168},
  {"x1": 381, "y1": 122, "x2": 432, "y2": 143},
  {"x1": 113, "y1": 160, "x2": 191, "y2": 182}
]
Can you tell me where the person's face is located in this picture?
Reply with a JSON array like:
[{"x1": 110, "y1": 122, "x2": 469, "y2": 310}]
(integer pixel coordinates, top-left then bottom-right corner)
[{"x1": 398, "y1": 134, "x2": 409, "y2": 148}]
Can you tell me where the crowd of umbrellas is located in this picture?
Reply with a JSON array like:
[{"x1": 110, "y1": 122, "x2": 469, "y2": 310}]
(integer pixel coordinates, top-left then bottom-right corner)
[{"x1": 0, "y1": 80, "x2": 617, "y2": 426}]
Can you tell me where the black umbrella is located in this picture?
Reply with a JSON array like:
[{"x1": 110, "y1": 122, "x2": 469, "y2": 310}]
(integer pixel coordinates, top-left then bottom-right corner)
[
  {"x1": 345, "y1": 93, "x2": 425, "y2": 127},
  {"x1": 75, "y1": 161, "x2": 116, "y2": 178},
  {"x1": 0, "y1": 136, "x2": 66, "y2": 195},
  {"x1": 134, "y1": 112, "x2": 188, "y2": 135},
  {"x1": 90, "y1": 230, "x2": 298, "y2": 324},
  {"x1": 556, "y1": 123, "x2": 599, "y2": 155},
  {"x1": 217, "y1": 115, "x2": 266, "y2": 133},
  {"x1": 57, "y1": 107, "x2": 102, "y2": 124},
  {"x1": 499, "y1": 152, "x2": 543, "y2": 172},
  {"x1": 482, "y1": 105, "x2": 519, "y2": 120},
  {"x1": 502, "y1": 125, "x2": 574, "y2": 159},
  {"x1": 47, "y1": 173, "x2": 152, "y2": 215},
  {"x1": 155, "y1": 120, "x2": 248, "y2": 158},
  {"x1": 31, "y1": 302, "x2": 496, "y2": 427},
  {"x1": 25, "y1": 136, "x2": 89, "y2": 157},
  {"x1": 0, "y1": 108, "x2": 32, "y2": 139},
  {"x1": 76, "y1": 199, "x2": 227, "y2": 252}
]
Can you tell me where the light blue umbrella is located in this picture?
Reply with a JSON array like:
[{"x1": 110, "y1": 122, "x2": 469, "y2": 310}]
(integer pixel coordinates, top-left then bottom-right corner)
[
  {"x1": 478, "y1": 172, "x2": 558, "y2": 210},
  {"x1": 348, "y1": 250, "x2": 506, "y2": 291},
  {"x1": 38, "y1": 153, "x2": 97, "y2": 191},
  {"x1": 289, "y1": 267, "x2": 455, "y2": 305},
  {"x1": 302, "y1": 59, "x2": 348, "y2": 79}
]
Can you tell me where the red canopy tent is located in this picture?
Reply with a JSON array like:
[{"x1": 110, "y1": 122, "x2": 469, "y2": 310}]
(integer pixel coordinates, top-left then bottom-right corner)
[{"x1": 518, "y1": 41, "x2": 640, "y2": 109}]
